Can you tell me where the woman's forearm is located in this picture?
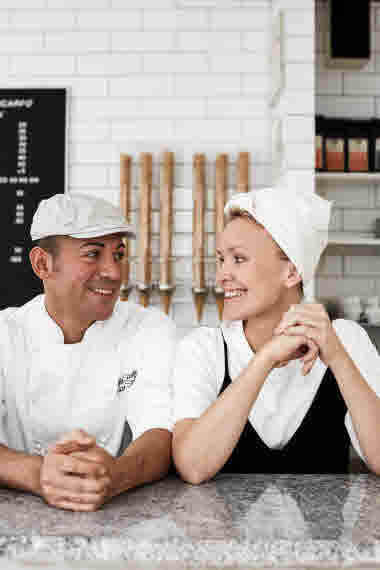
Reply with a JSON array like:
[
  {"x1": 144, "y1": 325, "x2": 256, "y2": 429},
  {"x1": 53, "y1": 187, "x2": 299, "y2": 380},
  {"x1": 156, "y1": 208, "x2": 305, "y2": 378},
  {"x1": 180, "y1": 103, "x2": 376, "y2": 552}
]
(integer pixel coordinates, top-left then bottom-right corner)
[
  {"x1": 173, "y1": 351, "x2": 273, "y2": 484},
  {"x1": 329, "y1": 344, "x2": 380, "y2": 474}
]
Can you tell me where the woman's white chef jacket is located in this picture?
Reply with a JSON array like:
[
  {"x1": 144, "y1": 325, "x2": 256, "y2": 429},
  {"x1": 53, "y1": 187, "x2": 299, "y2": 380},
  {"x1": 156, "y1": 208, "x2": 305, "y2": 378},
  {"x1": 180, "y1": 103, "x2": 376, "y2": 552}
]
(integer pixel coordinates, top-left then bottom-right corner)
[
  {"x1": 0, "y1": 294, "x2": 176, "y2": 457},
  {"x1": 173, "y1": 318, "x2": 380, "y2": 462}
]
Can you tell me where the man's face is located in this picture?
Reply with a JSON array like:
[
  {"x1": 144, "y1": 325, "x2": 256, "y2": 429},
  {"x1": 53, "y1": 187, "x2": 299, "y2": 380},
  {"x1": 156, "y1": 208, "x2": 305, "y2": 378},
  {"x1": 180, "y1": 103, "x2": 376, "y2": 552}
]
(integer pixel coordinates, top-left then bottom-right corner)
[
  {"x1": 216, "y1": 217, "x2": 292, "y2": 322},
  {"x1": 46, "y1": 234, "x2": 125, "y2": 325}
]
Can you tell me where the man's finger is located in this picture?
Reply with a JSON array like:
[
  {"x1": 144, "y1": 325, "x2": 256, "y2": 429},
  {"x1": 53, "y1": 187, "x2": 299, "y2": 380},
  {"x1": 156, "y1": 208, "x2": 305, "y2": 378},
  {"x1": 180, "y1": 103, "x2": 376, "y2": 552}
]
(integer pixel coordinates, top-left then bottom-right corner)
[
  {"x1": 44, "y1": 486, "x2": 109, "y2": 504},
  {"x1": 46, "y1": 495, "x2": 104, "y2": 512},
  {"x1": 69, "y1": 450, "x2": 107, "y2": 464},
  {"x1": 55, "y1": 428, "x2": 94, "y2": 445},
  {"x1": 49, "y1": 429, "x2": 95, "y2": 454},
  {"x1": 61, "y1": 455, "x2": 107, "y2": 477},
  {"x1": 50, "y1": 441, "x2": 94, "y2": 455},
  {"x1": 43, "y1": 455, "x2": 108, "y2": 482},
  {"x1": 55, "y1": 502, "x2": 101, "y2": 512},
  {"x1": 42, "y1": 472, "x2": 111, "y2": 494}
]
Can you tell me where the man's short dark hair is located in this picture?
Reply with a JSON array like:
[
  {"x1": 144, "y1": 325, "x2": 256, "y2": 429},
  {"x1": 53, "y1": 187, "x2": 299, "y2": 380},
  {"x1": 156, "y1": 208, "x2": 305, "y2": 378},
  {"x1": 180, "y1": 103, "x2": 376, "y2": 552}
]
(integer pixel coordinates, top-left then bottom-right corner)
[{"x1": 32, "y1": 236, "x2": 61, "y2": 258}]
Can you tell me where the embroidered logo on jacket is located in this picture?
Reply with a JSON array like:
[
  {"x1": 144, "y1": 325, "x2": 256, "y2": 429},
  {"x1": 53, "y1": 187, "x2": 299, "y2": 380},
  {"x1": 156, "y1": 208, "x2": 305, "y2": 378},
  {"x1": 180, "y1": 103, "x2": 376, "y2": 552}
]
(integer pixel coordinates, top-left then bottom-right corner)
[{"x1": 117, "y1": 369, "x2": 137, "y2": 393}]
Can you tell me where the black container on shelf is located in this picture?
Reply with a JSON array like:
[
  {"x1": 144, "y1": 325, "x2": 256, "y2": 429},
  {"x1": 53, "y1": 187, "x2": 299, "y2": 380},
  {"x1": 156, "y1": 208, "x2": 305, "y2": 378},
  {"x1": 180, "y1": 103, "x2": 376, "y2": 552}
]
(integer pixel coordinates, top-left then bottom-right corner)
[
  {"x1": 315, "y1": 115, "x2": 325, "y2": 171},
  {"x1": 371, "y1": 118, "x2": 380, "y2": 172},
  {"x1": 346, "y1": 119, "x2": 370, "y2": 173},
  {"x1": 324, "y1": 117, "x2": 346, "y2": 172}
]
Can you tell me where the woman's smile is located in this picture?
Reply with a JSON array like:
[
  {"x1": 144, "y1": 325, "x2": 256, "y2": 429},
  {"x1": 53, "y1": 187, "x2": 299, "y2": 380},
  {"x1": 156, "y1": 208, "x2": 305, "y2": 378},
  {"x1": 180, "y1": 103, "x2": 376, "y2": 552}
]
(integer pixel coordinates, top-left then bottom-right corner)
[{"x1": 224, "y1": 289, "x2": 247, "y2": 301}]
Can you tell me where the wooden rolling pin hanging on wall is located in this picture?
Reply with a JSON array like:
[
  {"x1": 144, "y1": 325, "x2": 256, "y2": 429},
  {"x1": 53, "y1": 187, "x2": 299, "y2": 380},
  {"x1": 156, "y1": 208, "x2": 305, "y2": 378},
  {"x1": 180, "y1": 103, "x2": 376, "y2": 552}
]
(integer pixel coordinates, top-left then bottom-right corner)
[
  {"x1": 120, "y1": 154, "x2": 133, "y2": 301},
  {"x1": 192, "y1": 153, "x2": 208, "y2": 323},
  {"x1": 159, "y1": 151, "x2": 175, "y2": 315},
  {"x1": 137, "y1": 152, "x2": 153, "y2": 307},
  {"x1": 213, "y1": 154, "x2": 228, "y2": 321},
  {"x1": 236, "y1": 151, "x2": 250, "y2": 193}
]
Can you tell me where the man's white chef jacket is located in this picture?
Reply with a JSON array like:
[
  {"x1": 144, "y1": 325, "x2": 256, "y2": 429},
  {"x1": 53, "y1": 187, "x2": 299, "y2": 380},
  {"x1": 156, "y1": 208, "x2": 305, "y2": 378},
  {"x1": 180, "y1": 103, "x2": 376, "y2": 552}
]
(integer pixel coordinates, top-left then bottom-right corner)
[
  {"x1": 0, "y1": 294, "x2": 176, "y2": 457},
  {"x1": 173, "y1": 319, "x2": 380, "y2": 462}
]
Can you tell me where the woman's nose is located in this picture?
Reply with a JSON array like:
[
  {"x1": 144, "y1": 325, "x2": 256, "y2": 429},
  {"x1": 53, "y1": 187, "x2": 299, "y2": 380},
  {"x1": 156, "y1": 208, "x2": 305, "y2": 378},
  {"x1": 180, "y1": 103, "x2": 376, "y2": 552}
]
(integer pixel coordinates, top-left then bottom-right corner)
[{"x1": 216, "y1": 261, "x2": 233, "y2": 284}]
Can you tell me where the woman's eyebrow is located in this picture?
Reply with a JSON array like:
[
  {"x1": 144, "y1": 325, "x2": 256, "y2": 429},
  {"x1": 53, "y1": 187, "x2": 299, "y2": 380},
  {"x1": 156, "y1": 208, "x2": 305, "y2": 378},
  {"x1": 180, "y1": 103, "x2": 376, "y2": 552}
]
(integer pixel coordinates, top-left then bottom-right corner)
[{"x1": 217, "y1": 245, "x2": 249, "y2": 254}]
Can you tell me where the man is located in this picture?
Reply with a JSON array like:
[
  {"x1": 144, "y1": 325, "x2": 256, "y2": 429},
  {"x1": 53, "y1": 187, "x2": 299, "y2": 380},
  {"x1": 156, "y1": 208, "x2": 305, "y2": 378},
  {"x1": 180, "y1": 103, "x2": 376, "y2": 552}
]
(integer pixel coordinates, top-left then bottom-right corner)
[{"x1": 0, "y1": 192, "x2": 176, "y2": 510}]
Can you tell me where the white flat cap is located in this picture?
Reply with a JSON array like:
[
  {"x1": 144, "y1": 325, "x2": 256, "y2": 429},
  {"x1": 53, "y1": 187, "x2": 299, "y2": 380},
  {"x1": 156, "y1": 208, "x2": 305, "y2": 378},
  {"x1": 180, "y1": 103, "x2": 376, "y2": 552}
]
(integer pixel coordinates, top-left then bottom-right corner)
[
  {"x1": 31, "y1": 192, "x2": 135, "y2": 241},
  {"x1": 224, "y1": 188, "x2": 332, "y2": 286}
]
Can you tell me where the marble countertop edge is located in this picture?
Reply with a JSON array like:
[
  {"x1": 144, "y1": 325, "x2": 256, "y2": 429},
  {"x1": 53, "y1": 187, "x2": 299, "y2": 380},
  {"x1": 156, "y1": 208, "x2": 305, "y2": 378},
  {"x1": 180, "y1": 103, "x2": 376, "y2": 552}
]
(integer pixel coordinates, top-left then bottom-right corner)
[{"x1": 1, "y1": 537, "x2": 380, "y2": 566}]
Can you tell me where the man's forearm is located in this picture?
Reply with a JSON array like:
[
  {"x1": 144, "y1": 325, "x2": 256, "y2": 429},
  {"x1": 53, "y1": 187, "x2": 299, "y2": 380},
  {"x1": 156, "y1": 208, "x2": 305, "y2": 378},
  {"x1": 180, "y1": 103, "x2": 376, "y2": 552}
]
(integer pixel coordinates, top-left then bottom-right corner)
[
  {"x1": 0, "y1": 444, "x2": 43, "y2": 495},
  {"x1": 110, "y1": 428, "x2": 172, "y2": 498}
]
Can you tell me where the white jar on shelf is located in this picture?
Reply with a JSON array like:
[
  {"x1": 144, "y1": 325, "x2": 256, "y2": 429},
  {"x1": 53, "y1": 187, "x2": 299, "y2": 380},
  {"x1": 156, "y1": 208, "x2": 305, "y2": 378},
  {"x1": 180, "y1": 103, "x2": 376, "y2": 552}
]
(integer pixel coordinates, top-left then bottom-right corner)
[
  {"x1": 365, "y1": 296, "x2": 379, "y2": 309},
  {"x1": 342, "y1": 296, "x2": 362, "y2": 322}
]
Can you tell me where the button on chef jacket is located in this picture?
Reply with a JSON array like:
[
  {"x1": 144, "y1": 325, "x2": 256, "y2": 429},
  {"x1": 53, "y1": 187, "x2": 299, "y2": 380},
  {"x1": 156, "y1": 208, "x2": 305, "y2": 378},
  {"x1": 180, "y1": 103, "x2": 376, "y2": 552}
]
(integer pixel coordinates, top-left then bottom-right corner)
[
  {"x1": 0, "y1": 294, "x2": 176, "y2": 457},
  {"x1": 173, "y1": 318, "x2": 380, "y2": 463}
]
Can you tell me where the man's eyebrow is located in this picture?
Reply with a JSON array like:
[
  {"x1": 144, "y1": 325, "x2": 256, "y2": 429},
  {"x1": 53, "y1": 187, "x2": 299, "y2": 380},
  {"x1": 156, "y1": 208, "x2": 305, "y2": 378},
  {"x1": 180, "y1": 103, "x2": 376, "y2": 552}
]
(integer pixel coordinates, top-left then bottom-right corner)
[
  {"x1": 80, "y1": 242, "x2": 105, "y2": 248},
  {"x1": 79, "y1": 241, "x2": 125, "y2": 249}
]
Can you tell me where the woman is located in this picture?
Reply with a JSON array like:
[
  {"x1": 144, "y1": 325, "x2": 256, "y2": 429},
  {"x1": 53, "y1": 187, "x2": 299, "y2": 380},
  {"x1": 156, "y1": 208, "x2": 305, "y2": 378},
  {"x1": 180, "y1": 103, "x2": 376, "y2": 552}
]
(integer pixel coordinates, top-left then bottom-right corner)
[{"x1": 172, "y1": 188, "x2": 380, "y2": 483}]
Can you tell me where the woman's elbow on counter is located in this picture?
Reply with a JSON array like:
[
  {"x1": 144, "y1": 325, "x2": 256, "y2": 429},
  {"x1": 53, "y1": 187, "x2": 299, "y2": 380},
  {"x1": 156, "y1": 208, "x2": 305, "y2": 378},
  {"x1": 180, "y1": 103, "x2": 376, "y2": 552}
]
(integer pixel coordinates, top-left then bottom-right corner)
[
  {"x1": 361, "y1": 450, "x2": 380, "y2": 476},
  {"x1": 173, "y1": 451, "x2": 211, "y2": 485},
  {"x1": 366, "y1": 460, "x2": 380, "y2": 476},
  {"x1": 182, "y1": 470, "x2": 207, "y2": 485},
  {"x1": 172, "y1": 424, "x2": 216, "y2": 484},
  {"x1": 173, "y1": 458, "x2": 208, "y2": 485}
]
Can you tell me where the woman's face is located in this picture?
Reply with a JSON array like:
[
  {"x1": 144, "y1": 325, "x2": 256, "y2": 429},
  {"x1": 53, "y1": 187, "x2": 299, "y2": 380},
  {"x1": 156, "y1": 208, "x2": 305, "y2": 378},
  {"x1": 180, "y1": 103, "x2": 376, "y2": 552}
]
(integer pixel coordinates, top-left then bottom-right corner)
[{"x1": 216, "y1": 216, "x2": 293, "y2": 322}]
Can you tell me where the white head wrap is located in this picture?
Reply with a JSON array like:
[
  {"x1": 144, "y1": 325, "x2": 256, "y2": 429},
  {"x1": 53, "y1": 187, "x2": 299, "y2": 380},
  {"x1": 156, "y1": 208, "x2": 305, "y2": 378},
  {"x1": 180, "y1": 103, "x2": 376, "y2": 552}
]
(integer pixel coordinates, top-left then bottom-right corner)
[
  {"x1": 224, "y1": 188, "x2": 332, "y2": 286},
  {"x1": 31, "y1": 192, "x2": 135, "y2": 241}
]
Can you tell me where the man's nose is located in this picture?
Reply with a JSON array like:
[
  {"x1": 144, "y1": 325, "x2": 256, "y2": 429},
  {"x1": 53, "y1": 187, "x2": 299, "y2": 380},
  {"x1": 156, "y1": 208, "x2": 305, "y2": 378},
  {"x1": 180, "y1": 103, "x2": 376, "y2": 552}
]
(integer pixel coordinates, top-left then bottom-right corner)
[{"x1": 98, "y1": 255, "x2": 121, "y2": 281}]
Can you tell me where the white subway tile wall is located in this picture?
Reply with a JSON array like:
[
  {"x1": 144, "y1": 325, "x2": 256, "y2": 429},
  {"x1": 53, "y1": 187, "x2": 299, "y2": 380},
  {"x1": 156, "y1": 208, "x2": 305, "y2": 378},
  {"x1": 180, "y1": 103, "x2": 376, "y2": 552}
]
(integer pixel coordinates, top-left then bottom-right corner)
[
  {"x1": 316, "y1": 1, "x2": 380, "y2": 306},
  {"x1": 2, "y1": 0, "x2": 313, "y2": 337}
]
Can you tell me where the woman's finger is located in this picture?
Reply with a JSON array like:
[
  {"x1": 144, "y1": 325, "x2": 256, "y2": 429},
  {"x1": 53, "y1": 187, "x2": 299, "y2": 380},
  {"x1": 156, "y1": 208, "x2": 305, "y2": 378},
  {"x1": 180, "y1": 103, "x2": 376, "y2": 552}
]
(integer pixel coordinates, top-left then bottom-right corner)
[
  {"x1": 299, "y1": 337, "x2": 319, "y2": 375},
  {"x1": 275, "y1": 314, "x2": 320, "y2": 335},
  {"x1": 275, "y1": 304, "x2": 328, "y2": 334},
  {"x1": 279, "y1": 324, "x2": 319, "y2": 342},
  {"x1": 302, "y1": 358, "x2": 317, "y2": 375}
]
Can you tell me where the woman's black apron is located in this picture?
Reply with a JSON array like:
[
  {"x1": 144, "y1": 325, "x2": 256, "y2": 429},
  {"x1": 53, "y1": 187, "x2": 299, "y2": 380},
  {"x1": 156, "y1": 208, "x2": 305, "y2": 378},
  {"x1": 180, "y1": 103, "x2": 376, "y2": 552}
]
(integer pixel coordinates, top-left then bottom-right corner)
[{"x1": 219, "y1": 338, "x2": 351, "y2": 474}]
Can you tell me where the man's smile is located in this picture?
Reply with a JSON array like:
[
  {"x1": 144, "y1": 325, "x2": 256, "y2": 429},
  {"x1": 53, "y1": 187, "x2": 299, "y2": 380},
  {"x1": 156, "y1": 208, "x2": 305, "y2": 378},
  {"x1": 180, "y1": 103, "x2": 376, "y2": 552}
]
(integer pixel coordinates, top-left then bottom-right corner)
[{"x1": 88, "y1": 287, "x2": 116, "y2": 297}]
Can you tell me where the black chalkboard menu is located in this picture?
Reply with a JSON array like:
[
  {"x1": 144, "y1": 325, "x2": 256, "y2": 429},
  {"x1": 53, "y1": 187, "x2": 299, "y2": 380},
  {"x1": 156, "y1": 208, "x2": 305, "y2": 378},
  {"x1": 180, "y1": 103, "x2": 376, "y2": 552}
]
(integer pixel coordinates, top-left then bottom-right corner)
[{"x1": 0, "y1": 88, "x2": 67, "y2": 309}]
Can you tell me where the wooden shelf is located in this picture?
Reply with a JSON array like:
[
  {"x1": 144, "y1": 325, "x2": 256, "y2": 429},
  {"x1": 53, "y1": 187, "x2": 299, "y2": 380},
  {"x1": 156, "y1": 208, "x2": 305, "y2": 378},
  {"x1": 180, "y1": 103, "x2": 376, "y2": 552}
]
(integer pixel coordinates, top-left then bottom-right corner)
[
  {"x1": 328, "y1": 232, "x2": 380, "y2": 246},
  {"x1": 316, "y1": 172, "x2": 380, "y2": 182}
]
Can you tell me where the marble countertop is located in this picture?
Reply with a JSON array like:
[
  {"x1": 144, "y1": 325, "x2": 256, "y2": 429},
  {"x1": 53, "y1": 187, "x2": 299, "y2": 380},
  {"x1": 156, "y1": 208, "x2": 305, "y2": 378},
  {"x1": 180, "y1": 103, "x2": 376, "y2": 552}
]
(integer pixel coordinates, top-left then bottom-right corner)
[{"x1": 1, "y1": 473, "x2": 380, "y2": 567}]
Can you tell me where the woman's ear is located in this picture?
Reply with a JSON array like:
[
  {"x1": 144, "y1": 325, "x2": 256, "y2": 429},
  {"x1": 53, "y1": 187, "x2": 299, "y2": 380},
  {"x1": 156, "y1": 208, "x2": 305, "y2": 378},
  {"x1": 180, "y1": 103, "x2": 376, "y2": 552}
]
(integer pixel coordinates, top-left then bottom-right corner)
[
  {"x1": 284, "y1": 261, "x2": 302, "y2": 289},
  {"x1": 29, "y1": 247, "x2": 54, "y2": 280}
]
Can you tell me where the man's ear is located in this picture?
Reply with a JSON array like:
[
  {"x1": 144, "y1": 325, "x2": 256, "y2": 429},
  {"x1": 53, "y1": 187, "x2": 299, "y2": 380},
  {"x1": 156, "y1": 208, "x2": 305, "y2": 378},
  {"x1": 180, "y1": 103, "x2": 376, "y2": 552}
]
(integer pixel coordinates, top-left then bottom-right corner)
[
  {"x1": 284, "y1": 261, "x2": 302, "y2": 289},
  {"x1": 29, "y1": 247, "x2": 54, "y2": 280}
]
